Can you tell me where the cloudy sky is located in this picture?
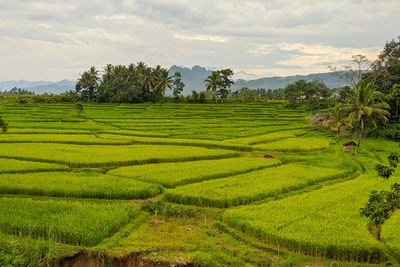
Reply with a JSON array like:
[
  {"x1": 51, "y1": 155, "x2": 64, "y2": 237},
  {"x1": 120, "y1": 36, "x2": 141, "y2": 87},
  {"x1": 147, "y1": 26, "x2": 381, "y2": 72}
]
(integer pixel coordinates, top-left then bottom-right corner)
[{"x1": 0, "y1": 0, "x2": 399, "y2": 81}]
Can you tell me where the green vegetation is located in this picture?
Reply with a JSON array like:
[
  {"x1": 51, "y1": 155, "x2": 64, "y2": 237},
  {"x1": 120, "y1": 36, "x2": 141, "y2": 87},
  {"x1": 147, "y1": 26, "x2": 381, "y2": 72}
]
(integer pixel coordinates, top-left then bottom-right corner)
[
  {"x1": 109, "y1": 157, "x2": 281, "y2": 187},
  {"x1": 204, "y1": 69, "x2": 234, "y2": 103},
  {"x1": 0, "y1": 133, "x2": 132, "y2": 145},
  {"x1": 0, "y1": 143, "x2": 237, "y2": 167},
  {"x1": 253, "y1": 137, "x2": 330, "y2": 151},
  {"x1": 1, "y1": 88, "x2": 400, "y2": 266},
  {"x1": 381, "y1": 209, "x2": 400, "y2": 257},
  {"x1": 0, "y1": 171, "x2": 162, "y2": 199},
  {"x1": 0, "y1": 197, "x2": 139, "y2": 246},
  {"x1": 223, "y1": 174, "x2": 397, "y2": 263},
  {"x1": 165, "y1": 164, "x2": 350, "y2": 207},
  {"x1": 0, "y1": 158, "x2": 68, "y2": 174},
  {"x1": 0, "y1": 116, "x2": 7, "y2": 132}
]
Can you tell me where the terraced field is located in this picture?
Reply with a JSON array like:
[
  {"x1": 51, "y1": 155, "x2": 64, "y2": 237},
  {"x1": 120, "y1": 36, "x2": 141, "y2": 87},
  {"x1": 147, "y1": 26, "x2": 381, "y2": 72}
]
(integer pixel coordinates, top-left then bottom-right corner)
[{"x1": 0, "y1": 102, "x2": 398, "y2": 266}]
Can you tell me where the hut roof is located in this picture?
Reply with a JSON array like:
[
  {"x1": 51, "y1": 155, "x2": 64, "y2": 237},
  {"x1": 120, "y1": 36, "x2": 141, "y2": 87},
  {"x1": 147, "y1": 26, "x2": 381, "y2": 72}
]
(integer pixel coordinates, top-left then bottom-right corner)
[{"x1": 342, "y1": 141, "x2": 357, "y2": 147}]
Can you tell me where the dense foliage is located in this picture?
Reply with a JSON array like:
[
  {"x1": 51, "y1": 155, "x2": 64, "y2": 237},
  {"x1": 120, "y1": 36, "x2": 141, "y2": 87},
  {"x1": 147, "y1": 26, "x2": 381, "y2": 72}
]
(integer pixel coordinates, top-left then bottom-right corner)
[
  {"x1": 76, "y1": 63, "x2": 175, "y2": 103},
  {"x1": 0, "y1": 87, "x2": 34, "y2": 95},
  {"x1": 283, "y1": 79, "x2": 333, "y2": 109},
  {"x1": 361, "y1": 150, "x2": 400, "y2": 226},
  {"x1": 205, "y1": 69, "x2": 234, "y2": 102}
]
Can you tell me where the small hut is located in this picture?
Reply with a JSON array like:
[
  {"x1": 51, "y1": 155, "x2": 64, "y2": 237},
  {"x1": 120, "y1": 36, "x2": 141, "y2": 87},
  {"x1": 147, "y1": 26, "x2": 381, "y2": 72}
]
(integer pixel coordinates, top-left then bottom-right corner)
[{"x1": 342, "y1": 141, "x2": 357, "y2": 153}]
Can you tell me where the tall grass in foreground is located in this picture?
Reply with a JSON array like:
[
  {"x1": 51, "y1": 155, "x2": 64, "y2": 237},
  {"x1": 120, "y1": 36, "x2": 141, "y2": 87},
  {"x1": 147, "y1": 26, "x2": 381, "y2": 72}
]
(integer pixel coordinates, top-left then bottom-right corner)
[
  {"x1": 381, "y1": 209, "x2": 400, "y2": 260},
  {"x1": 222, "y1": 174, "x2": 398, "y2": 263},
  {"x1": 0, "y1": 232, "x2": 67, "y2": 267},
  {"x1": 0, "y1": 197, "x2": 140, "y2": 246}
]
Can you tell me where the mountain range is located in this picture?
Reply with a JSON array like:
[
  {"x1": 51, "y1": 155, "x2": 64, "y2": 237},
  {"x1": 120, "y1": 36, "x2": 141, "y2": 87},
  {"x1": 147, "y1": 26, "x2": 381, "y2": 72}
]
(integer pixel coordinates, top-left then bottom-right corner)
[
  {"x1": 168, "y1": 65, "x2": 347, "y2": 95},
  {"x1": 0, "y1": 66, "x2": 347, "y2": 95},
  {"x1": 0, "y1": 79, "x2": 75, "y2": 94}
]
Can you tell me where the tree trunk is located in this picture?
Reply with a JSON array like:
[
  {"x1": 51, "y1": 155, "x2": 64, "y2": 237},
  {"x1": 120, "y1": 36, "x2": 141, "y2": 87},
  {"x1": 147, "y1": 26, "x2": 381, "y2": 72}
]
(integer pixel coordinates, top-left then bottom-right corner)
[
  {"x1": 337, "y1": 126, "x2": 341, "y2": 142},
  {"x1": 358, "y1": 118, "x2": 364, "y2": 147},
  {"x1": 396, "y1": 98, "x2": 399, "y2": 117}
]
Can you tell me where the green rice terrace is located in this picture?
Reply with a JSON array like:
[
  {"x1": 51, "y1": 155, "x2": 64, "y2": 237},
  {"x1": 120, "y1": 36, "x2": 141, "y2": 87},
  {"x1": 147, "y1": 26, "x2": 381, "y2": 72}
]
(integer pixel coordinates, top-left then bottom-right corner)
[{"x1": 0, "y1": 102, "x2": 399, "y2": 266}]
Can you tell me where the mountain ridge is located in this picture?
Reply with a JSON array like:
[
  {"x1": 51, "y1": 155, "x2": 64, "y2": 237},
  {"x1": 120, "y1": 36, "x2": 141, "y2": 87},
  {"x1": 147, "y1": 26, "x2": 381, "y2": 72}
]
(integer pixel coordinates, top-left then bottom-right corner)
[{"x1": 168, "y1": 65, "x2": 347, "y2": 95}]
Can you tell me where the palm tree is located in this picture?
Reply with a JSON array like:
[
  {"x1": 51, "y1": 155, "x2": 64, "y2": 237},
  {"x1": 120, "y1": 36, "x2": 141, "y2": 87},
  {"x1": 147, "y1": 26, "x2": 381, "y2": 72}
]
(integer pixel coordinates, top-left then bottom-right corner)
[
  {"x1": 342, "y1": 81, "x2": 390, "y2": 146},
  {"x1": 154, "y1": 69, "x2": 172, "y2": 96},
  {"x1": 75, "y1": 66, "x2": 100, "y2": 102},
  {"x1": 323, "y1": 104, "x2": 352, "y2": 142},
  {"x1": 140, "y1": 67, "x2": 155, "y2": 101},
  {"x1": 205, "y1": 72, "x2": 221, "y2": 103}
]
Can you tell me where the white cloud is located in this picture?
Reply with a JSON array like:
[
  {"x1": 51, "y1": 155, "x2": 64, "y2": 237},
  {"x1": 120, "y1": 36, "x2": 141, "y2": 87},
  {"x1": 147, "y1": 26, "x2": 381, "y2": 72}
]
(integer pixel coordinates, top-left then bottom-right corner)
[
  {"x1": 277, "y1": 43, "x2": 380, "y2": 67},
  {"x1": 247, "y1": 44, "x2": 274, "y2": 55},
  {"x1": 174, "y1": 33, "x2": 228, "y2": 43}
]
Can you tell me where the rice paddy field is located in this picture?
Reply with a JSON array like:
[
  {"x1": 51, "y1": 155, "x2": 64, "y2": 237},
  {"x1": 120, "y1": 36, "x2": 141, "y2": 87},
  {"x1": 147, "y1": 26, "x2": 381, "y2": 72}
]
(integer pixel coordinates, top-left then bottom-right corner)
[{"x1": 0, "y1": 101, "x2": 398, "y2": 266}]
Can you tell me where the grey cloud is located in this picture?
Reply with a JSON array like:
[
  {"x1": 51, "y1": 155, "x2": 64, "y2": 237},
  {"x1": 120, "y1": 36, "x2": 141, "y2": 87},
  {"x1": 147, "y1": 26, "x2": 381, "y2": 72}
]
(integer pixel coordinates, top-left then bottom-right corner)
[{"x1": 0, "y1": 0, "x2": 399, "y2": 80}]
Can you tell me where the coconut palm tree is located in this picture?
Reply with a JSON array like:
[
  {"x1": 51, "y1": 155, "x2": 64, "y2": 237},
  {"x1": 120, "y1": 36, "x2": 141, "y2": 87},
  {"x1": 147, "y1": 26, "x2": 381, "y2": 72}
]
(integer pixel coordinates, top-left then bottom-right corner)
[
  {"x1": 205, "y1": 72, "x2": 221, "y2": 103},
  {"x1": 323, "y1": 104, "x2": 352, "y2": 142},
  {"x1": 139, "y1": 67, "x2": 155, "y2": 101},
  {"x1": 342, "y1": 81, "x2": 390, "y2": 146},
  {"x1": 154, "y1": 69, "x2": 173, "y2": 96},
  {"x1": 75, "y1": 66, "x2": 100, "y2": 102}
]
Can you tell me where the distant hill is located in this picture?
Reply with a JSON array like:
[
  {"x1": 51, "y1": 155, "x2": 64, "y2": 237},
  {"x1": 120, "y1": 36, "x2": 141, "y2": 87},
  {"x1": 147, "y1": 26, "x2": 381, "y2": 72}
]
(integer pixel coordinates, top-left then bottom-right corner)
[
  {"x1": 168, "y1": 65, "x2": 212, "y2": 95},
  {"x1": 0, "y1": 79, "x2": 75, "y2": 94},
  {"x1": 169, "y1": 65, "x2": 348, "y2": 95}
]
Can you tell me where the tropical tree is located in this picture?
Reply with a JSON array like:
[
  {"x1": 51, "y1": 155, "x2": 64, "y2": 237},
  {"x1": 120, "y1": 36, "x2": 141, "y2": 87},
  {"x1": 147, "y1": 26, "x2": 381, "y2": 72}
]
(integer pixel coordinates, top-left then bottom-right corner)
[
  {"x1": 390, "y1": 84, "x2": 400, "y2": 116},
  {"x1": 284, "y1": 80, "x2": 332, "y2": 109},
  {"x1": 205, "y1": 69, "x2": 234, "y2": 103},
  {"x1": 154, "y1": 69, "x2": 173, "y2": 98},
  {"x1": 323, "y1": 103, "x2": 352, "y2": 142},
  {"x1": 172, "y1": 72, "x2": 185, "y2": 98},
  {"x1": 140, "y1": 67, "x2": 155, "y2": 101},
  {"x1": 342, "y1": 81, "x2": 390, "y2": 146},
  {"x1": 75, "y1": 66, "x2": 100, "y2": 102},
  {"x1": 205, "y1": 71, "x2": 221, "y2": 103},
  {"x1": 218, "y1": 69, "x2": 234, "y2": 102}
]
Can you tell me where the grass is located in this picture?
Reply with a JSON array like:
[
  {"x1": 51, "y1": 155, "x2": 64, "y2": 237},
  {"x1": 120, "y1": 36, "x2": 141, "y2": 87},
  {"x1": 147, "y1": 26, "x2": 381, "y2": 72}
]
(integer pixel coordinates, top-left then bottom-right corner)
[
  {"x1": 98, "y1": 134, "x2": 254, "y2": 151},
  {"x1": 254, "y1": 137, "x2": 331, "y2": 151},
  {"x1": 0, "y1": 158, "x2": 68, "y2": 174},
  {"x1": 0, "y1": 197, "x2": 140, "y2": 246},
  {"x1": 222, "y1": 174, "x2": 398, "y2": 263},
  {"x1": 381, "y1": 208, "x2": 400, "y2": 259},
  {"x1": 0, "y1": 171, "x2": 162, "y2": 199},
  {"x1": 0, "y1": 133, "x2": 132, "y2": 145},
  {"x1": 223, "y1": 130, "x2": 306, "y2": 145},
  {"x1": 0, "y1": 143, "x2": 238, "y2": 167},
  {"x1": 108, "y1": 157, "x2": 281, "y2": 187},
  {"x1": 1, "y1": 102, "x2": 398, "y2": 266},
  {"x1": 164, "y1": 163, "x2": 351, "y2": 207}
]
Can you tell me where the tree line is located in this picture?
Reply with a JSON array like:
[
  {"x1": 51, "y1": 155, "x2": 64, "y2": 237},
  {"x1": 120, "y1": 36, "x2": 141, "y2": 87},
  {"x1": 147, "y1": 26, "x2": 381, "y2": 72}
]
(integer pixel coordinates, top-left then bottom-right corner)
[
  {"x1": 0, "y1": 87, "x2": 34, "y2": 95},
  {"x1": 75, "y1": 63, "x2": 181, "y2": 103}
]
